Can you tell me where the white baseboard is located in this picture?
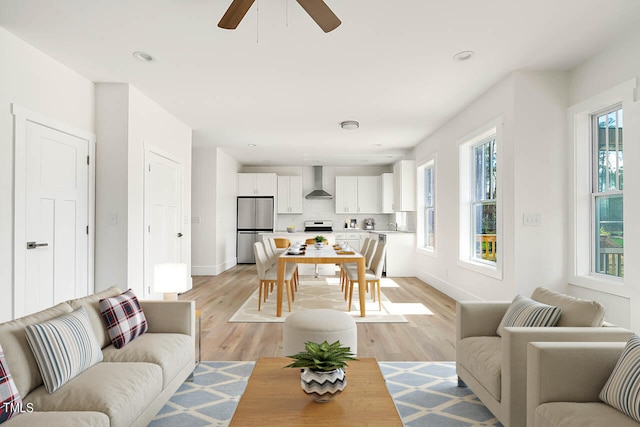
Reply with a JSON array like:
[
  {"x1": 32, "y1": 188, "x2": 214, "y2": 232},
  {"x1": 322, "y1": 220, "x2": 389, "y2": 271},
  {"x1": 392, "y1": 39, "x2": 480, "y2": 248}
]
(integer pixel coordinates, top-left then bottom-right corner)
[
  {"x1": 415, "y1": 267, "x2": 481, "y2": 302},
  {"x1": 192, "y1": 259, "x2": 237, "y2": 276}
]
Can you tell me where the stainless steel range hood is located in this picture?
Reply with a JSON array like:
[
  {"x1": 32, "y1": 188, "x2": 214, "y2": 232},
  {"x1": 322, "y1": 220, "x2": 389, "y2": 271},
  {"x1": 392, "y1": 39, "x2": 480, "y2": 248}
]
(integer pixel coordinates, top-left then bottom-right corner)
[{"x1": 305, "y1": 166, "x2": 333, "y2": 199}]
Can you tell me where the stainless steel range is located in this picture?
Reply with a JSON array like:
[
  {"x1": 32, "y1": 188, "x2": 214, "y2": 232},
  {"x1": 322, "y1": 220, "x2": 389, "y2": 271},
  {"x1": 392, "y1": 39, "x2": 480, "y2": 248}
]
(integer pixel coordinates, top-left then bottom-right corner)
[{"x1": 304, "y1": 220, "x2": 333, "y2": 233}]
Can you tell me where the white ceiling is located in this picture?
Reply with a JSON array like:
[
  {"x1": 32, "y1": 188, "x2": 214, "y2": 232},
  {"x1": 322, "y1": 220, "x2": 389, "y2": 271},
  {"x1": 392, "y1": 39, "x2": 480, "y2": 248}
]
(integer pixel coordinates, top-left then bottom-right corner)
[{"x1": 1, "y1": 0, "x2": 639, "y2": 166}]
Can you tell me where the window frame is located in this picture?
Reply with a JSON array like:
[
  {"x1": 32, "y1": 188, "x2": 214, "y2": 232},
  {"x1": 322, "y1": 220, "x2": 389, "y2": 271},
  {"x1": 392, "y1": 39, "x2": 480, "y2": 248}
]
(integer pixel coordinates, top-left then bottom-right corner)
[
  {"x1": 568, "y1": 79, "x2": 635, "y2": 294},
  {"x1": 416, "y1": 156, "x2": 436, "y2": 255},
  {"x1": 458, "y1": 117, "x2": 503, "y2": 279},
  {"x1": 590, "y1": 104, "x2": 624, "y2": 279}
]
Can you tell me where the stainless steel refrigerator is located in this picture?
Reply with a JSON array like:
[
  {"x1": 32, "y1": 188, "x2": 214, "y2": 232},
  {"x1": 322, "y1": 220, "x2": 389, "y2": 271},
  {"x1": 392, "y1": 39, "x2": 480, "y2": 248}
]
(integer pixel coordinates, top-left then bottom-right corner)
[{"x1": 237, "y1": 197, "x2": 274, "y2": 263}]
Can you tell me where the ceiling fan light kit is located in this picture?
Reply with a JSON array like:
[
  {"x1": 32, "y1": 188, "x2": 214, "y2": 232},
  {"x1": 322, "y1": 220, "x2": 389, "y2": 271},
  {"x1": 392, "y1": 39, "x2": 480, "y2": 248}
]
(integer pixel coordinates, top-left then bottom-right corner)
[{"x1": 218, "y1": 0, "x2": 341, "y2": 32}]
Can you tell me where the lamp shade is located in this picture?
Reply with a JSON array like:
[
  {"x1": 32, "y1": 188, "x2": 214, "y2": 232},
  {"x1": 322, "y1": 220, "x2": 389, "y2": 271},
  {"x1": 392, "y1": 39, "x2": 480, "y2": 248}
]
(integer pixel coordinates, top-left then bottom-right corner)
[{"x1": 154, "y1": 263, "x2": 188, "y2": 294}]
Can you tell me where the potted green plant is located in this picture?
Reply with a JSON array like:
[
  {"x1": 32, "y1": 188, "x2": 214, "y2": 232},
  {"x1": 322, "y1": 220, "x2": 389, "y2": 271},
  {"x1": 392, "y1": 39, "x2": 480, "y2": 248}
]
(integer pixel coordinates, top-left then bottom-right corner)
[
  {"x1": 285, "y1": 340, "x2": 357, "y2": 402},
  {"x1": 313, "y1": 235, "x2": 327, "y2": 249}
]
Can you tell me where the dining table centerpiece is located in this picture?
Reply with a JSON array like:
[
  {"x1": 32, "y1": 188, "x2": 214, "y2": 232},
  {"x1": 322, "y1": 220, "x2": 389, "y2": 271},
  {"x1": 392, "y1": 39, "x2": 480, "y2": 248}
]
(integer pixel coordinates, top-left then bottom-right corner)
[
  {"x1": 314, "y1": 235, "x2": 327, "y2": 249},
  {"x1": 285, "y1": 340, "x2": 357, "y2": 402}
]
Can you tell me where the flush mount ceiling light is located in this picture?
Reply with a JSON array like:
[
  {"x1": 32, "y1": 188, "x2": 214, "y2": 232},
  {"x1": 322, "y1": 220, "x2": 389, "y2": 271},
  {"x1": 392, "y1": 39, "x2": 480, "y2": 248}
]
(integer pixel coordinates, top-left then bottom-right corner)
[
  {"x1": 132, "y1": 51, "x2": 154, "y2": 62},
  {"x1": 453, "y1": 50, "x2": 475, "y2": 62},
  {"x1": 340, "y1": 120, "x2": 359, "y2": 130}
]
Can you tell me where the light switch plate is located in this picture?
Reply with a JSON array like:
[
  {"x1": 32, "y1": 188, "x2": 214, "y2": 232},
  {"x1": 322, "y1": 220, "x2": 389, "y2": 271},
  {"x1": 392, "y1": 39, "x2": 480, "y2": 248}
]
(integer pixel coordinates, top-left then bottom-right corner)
[{"x1": 523, "y1": 213, "x2": 541, "y2": 227}]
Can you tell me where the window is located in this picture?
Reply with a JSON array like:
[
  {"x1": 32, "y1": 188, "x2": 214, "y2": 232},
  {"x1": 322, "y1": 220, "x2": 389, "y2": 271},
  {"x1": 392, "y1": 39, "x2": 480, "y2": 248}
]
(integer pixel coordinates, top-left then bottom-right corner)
[
  {"x1": 592, "y1": 105, "x2": 623, "y2": 277},
  {"x1": 471, "y1": 138, "x2": 497, "y2": 263},
  {"x1": 417, "y1": 160, "x2": 435, "y2": 251},
  {"x1": 458, "y1": 117, "x2": 502, "y2": 278},
  {"x1": 568, "y1": 78, "x2": 633, "y2": 290}
]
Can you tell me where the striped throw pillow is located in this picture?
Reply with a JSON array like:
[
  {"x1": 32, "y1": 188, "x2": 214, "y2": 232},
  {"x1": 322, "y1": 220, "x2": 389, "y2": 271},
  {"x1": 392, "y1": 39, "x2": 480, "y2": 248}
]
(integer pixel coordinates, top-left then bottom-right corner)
[
  {"x1": 99, "y1": 289, "x2": 148, "y2": 349},
  {"x1": 599, "y1": 335, "x2": 640, "y2": 423},
  {"x1": 0, "y1": 343, "x2": 22, "y2": 423},
  {"x1": 24, "y1": 307, "x2": 103, "y2": 393},
  {"x1": 496, "y1": 295, "x2": 562, "y2": 336}
]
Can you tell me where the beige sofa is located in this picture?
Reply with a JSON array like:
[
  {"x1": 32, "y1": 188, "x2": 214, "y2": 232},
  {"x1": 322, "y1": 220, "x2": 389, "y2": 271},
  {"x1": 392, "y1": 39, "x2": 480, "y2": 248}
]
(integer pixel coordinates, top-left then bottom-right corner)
[
  {"x1": 0, "y1": 287, "x2": 195, "y2": 427},
  {"x1": 456, "y1": 287, "x2": 634, "y2": 427},
  {"x1": 527, "y1": 341, "x2": 640, "y2": 427}
]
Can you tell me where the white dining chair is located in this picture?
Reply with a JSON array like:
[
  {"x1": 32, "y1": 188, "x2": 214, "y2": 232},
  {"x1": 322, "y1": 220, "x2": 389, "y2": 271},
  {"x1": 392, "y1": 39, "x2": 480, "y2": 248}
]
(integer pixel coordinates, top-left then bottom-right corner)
[
  {"x1": 346, "y1": 242, "x2": 387, "y2": 311},
  {"x1": 253, "y1": 242, "x2": 296, "y2": 311}
]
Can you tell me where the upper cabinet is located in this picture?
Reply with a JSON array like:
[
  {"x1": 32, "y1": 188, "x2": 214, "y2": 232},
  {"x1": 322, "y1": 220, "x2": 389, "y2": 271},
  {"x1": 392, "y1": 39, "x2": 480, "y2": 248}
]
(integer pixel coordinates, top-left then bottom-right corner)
[
  {"x1": 277, "y1": 176, "x2": 303, "y2": 214},
  {"x1": 380, "y1": 173, "x2": 395, "y2": 213},
  {"x1": 335, "y1": 176, "x2": 380, "y2": 214},
  {"x1": 393, "y1": 160, "x2": 416, "y2": 211},
  {"x1": 238, "y1": 173, "x2": 277, "y2": 196},
  {"x1": 335, "y1": 176, "x2": 358, "y2": 214}
]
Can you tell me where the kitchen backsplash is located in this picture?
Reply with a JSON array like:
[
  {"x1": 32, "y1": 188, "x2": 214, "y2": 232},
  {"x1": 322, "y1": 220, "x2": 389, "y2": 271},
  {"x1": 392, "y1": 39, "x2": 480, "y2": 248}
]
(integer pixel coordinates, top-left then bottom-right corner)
[{"x1": 276, "y1": 198, "x2": 394, "y2": 231}]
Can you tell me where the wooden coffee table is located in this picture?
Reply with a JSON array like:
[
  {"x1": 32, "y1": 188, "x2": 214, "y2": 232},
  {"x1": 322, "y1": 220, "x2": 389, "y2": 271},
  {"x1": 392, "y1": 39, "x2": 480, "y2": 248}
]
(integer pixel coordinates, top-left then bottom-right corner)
[{"x1": 230, "y1": 357, "x2": 403, "y2": 426}]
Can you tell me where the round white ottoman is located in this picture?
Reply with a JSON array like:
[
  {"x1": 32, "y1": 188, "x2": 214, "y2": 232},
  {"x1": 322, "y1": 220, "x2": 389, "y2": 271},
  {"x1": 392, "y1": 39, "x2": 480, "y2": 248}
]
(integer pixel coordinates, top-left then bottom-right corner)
[{"x1": 283, "y1": 309, "x2": 357, "y2": 356}]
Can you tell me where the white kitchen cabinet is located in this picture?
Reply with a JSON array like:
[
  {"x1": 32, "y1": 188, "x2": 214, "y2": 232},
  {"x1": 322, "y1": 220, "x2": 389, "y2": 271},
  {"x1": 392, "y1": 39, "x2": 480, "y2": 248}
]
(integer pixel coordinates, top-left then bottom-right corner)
[
  {"x1": 335, "y1": 176, "x2": 380, "y2": 214},
  {"x1": 277, "y1": 176, "x2": 303, "y2": 214},
  {"x1": 335, "y1": 176, "x2": 358, "y2": 214},
  {"x1": 393, "y1": 160, "x2": 416, "y2": 211},
  {"x1": 238, "y1": 173, "x2": 277, "y2": 196},
  {"x1": 380, "y1": 173, "x2": 394, "y2": 213},
  {"x1": 356, "y1": 176, "x2": 380, "y2": 214}
]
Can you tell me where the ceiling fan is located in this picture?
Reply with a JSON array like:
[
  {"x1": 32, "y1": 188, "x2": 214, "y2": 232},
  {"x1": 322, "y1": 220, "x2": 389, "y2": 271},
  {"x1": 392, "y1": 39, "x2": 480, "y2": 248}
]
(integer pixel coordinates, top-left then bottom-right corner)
[{"x1": 218, "y1": 0, "x2": 341, "y2": 33}]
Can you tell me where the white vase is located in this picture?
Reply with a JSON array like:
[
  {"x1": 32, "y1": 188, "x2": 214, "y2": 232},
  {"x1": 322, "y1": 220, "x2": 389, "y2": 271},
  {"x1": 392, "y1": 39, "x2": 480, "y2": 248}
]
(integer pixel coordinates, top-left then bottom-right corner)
[
  {"x1": 314, "y1": 242, "x2": 324, "y2": 249},
  {"x1": 300, "y1": 368, "x2": 346, "y2": 402}
]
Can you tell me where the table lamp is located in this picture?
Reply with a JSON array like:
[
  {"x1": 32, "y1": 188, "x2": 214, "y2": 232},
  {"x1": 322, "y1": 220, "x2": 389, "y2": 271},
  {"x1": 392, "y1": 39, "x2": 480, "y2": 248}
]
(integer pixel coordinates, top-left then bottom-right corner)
[{"x1": 154, "y1": 263, "x2": 188, "y2": 300}]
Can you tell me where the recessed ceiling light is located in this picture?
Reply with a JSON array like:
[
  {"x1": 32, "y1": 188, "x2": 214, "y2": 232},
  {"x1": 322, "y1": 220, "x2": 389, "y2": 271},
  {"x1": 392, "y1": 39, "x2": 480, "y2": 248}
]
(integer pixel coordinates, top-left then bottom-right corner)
[
  {"x1": 340, "y1": 120, "x2": 359, "y2": 130},
  {"x1": 248, "y1": 144, "x2": 257, "y2": 147},
  {"x1": 453, "y1": 50, "x2": 475, "y2": 62},
  {"x1": 263, "y1": 160, "x2": 272, "y2": 163},
  {"x1": 311, "y1": 159, "x2": 321, "y2": 163},
  {"x1": 132, "y1": 51, "x2": 155, "y2": 62},
  {"x1": 372, "y1": 143, "x2": 382, "y2": 147}
]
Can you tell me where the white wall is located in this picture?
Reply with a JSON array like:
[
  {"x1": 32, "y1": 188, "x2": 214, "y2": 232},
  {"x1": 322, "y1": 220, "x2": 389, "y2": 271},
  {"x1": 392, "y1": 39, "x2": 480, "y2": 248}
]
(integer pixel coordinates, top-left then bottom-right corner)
[
  {"x1": 191, "y1": 147, "x2": 240, "y2": 275},
  {"x1": 567, "y1": 26, "x2": 640, "y2": 331},
  {"x1": 95, "y1": 84, "x2": 129, "y2": 291},
  {"x1": 413, "y1": 71, "x2": 569, "y2": 302},
  {"x1": 95, "y1": 83, "x2": 192, "y2": 297},
  {"x1": 216, "y1": 149, "x2": 241, "y2": 272},
  {"x1": 0, "y1": 28, "x2": 95, "y2": 321}
]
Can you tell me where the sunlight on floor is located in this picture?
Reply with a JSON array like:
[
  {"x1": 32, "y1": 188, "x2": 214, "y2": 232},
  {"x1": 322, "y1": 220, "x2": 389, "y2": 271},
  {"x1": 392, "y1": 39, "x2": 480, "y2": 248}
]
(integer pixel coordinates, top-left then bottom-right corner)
[
  {"x1": 323, "y1": 277, "x2": 434, "y2": 315},
  {"x1": 383, "y1": 302, "x2": 434, "y2": 315}
]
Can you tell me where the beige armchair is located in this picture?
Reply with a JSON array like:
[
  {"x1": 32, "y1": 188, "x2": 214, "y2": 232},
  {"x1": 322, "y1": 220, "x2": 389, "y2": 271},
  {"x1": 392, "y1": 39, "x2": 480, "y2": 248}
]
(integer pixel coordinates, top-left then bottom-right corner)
[
  {"x1": 527, "y1": 341, "x2": 639, "y2": 427},
  {"x1": 456, "y1": 288, "x2": 634, "y2": 427}
]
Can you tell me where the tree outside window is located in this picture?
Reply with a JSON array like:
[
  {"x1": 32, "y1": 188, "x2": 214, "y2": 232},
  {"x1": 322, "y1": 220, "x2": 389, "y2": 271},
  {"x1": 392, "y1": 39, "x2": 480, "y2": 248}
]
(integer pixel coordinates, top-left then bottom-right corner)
[
  {"x1": 593, "y1": 107, "x2": 623, "y2": 277},
  {"x1": 471, "y1": 138, "x2": 497, "y2": 262}
]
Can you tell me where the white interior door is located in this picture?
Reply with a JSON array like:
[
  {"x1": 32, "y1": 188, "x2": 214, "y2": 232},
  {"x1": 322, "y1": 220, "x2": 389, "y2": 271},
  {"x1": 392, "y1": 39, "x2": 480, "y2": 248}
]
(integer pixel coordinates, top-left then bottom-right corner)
[
  {"x1": 144, "y1": 149, "x2": 184, "y2": 298},
  {"x1": 21, "y1": 121, "x2": 89, "y2": 316}
]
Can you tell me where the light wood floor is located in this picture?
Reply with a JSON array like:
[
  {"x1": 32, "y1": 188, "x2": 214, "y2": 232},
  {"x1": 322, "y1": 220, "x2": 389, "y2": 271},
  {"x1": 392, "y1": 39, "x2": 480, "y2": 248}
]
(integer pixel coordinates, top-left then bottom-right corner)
[{"x1": 180, "y1": 264, "x2": 456, "y2": 361}]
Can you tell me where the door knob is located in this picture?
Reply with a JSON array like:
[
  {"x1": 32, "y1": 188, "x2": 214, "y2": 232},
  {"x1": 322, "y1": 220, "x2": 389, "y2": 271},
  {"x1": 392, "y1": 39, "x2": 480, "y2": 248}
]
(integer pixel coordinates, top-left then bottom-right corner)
[
  {"x1": 177, "y1": 232, "x2": 183, "y2": 238},
  {"x1": 26, "y1": 241, "x2": 49, "y2": 249}
]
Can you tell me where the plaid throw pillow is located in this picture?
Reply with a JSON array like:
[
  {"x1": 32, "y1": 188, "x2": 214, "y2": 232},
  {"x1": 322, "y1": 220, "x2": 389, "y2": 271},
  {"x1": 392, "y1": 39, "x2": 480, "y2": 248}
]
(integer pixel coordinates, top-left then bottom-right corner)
[
  {"x1": 599, "y1": 335, "x2": 640, "y2": 423},
  {"x1": 0, "y1": 344, "x2": 23, "y2": 423},
  {"x1": 497, "y1": 295, "x2": 562, "y2": 336},
  {"x1": 24, "y1": 307, "x2": 103, "y2": 393},
  {"x1": 99, "y1": 289, "x2": 148, "y2": 349}
]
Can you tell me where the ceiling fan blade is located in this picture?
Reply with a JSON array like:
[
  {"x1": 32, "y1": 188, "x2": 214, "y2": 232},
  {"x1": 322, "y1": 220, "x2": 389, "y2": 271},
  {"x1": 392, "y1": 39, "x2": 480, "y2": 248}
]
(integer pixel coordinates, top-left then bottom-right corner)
[
  {"x1": 296, "y1": 0, "x2": 341, "y2": 33},
  {"x1": 218, "y1": 0, "x2": 256, "y2": 30}
]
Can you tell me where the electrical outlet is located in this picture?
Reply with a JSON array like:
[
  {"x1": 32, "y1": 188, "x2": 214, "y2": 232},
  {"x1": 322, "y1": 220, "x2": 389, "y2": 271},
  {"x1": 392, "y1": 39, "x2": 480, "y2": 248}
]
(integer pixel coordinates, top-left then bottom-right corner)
[{"x1": 523, "y1": 213, "x2": 541, "y2": 227}]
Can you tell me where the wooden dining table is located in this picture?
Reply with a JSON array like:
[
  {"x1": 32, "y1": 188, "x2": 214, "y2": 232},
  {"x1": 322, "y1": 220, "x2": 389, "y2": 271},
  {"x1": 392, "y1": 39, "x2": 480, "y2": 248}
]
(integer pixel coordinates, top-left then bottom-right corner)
[{"x1": 276, "y1": 244, "x2": 367, "y2": 317}]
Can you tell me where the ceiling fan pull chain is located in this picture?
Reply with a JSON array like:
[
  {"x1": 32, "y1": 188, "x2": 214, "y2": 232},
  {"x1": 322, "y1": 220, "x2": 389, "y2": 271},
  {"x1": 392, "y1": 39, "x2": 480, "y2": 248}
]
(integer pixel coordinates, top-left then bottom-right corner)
[{"x1": 256, "y1": 0, "x2": 259, "y2": 44}]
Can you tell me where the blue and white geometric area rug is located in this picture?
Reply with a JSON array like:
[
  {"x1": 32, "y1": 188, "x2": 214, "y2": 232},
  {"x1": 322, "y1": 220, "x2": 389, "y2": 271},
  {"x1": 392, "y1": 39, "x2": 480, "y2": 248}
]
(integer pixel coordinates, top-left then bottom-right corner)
[
  {"x1": 379, "y1": 361, "x2": 503, "y2": 427},
  {"x1": 150, "y1": 361, "x2": 503, "y2": 427}
]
